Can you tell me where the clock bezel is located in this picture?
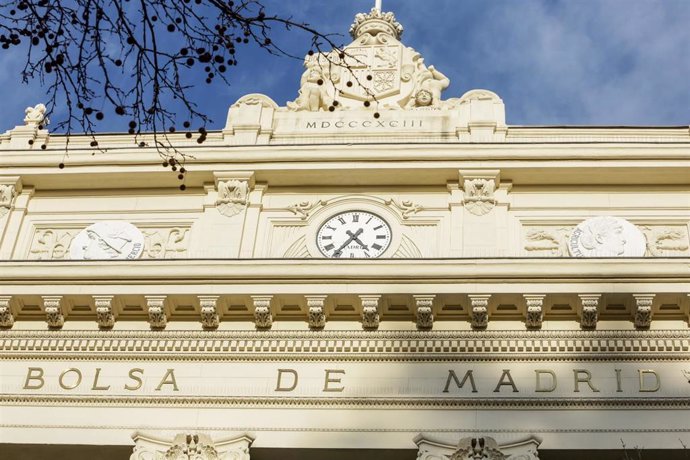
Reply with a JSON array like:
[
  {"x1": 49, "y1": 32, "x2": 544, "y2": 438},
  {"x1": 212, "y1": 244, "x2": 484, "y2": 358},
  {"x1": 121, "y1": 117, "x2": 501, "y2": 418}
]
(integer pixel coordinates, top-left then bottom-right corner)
[{"x1": 315, "y1": 209, "x2": 393, "y2": 259}]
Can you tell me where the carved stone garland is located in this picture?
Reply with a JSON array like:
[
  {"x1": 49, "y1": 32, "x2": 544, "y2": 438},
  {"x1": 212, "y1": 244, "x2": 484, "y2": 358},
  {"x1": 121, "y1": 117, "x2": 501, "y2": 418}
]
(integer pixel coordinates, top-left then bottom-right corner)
[
  {"x1": 252, "y1": 295, "x2": 273, "y2": 329},
  {"x1": 306, "y1": 295, "x2": 327, "y2": 330},
  {"x1": 579, "y1": 294, "x2": 601, "y2": 329},
  {"x1": 524, "y1": 294, "x2": 545, "y2": 329},
  {"x1": 42, "y1": 295, "x2": 64, "y2": 329},
  {"x1": 199, "y1": 296, "x2": 220, "y2": 330},
  {"x1": 469, "y1": 295, "x2": 490, "y2": 329},
  {"x1": 0, "y1": 296, "x2": 13, "y2": 329},
  {"x1": 413, "y1": 295, "x2": 435, "y2": 330},
  {"x1": 633, "y1": 294, "x2": 655, "y2": 329},
  {"x1": 360, "y1": 295, "x2": 381, "y2": 330},
  {"x1": 146, "y1": 295, "x2": 168, "y2": 330},
  {"x1": 93, "y1": 295, "x2": 115, "y2": 329}
]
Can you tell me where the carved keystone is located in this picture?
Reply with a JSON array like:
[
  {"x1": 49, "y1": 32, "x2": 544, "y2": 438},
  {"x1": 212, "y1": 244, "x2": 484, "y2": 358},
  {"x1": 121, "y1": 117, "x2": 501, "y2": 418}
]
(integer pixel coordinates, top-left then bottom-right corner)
[
  {"x1": 413, "y1": 295, "x2": 435, "y2": 330},
  {"x1": 523, "y1": 294, "x2": 546, "y2": 330},
  {"x1": 459, "y1": 170, "x2": 500, "y2": 216},
  {"x1": 145, "y1": 295, "x2": 168, "y2": 330},
  {"x1": 42, "y1": 295, "x2": 64, "y2": 329},
  {"x1": 305, "y1": 295, "x2": 327, "y2": 330},
  {"x1": 251, "y1": 295, "x2": 274, "y2": 329},
  {"x1": 360, "y1": 295, "x2": 381, "y2": 330},
  {"x1": 633, "y1": 294, "x2": 655, "y2": 329},
  {"x1": 93, "y1": 295, "x2": 115, "y2": 330},
  {"x1": 213, "y1": 171, "x2": 255, "y2": 218},
  {"x1": 0, "y1": 296, "x2": 14, "y2": 329},
  {"x1": 469, "y1": 295, "x2": 491, "y2": 329},
  {"x1": 199, "y1": 296, "x2": 220, "y2": 330},
  {"x1": 578, "y1": 294, "x2": 601, "y2": 329}
]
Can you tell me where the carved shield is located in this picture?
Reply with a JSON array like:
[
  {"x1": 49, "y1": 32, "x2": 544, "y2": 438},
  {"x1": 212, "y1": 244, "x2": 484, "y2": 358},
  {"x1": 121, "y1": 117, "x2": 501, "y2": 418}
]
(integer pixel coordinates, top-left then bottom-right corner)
[{"x1": 337, "y1": 44, "x2": 402, "y2": 100}]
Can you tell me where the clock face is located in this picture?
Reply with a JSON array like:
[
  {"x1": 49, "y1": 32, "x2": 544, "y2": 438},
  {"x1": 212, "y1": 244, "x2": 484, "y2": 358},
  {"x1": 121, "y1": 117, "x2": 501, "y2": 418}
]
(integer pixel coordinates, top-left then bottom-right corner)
[{"x1": 316, "y1": 211, "x2": 392, "y2": 258}]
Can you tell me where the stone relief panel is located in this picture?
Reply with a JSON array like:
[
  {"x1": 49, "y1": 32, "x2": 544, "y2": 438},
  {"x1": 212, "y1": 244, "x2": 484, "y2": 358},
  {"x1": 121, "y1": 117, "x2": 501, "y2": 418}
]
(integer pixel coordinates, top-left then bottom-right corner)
[
  {"x1": 522, "y1": 222, "x2": 690, "y2": 257},
  {"x1": 27, "y1": 225, "x2": 191, "y2": 260}
]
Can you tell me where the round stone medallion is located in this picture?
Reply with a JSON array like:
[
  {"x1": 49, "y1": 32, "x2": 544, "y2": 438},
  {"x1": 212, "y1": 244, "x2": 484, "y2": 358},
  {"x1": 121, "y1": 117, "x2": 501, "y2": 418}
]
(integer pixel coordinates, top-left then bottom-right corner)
[
  {"x1": 568, "y1": 216, "x2": 646, "y2": 257},
  {"x1": 70, "y1": 221, "x2": 145, "y2": 260}
]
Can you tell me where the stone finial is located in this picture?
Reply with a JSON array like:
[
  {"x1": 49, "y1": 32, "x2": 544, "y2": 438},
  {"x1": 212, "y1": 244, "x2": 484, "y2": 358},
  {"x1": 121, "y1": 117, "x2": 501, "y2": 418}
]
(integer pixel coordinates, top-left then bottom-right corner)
[
  {"x1": 469, "y1": 295, "x2": 491, "y2": 329},
  {"x1": 579, "y1": 294, "x2": 601, "y2": 329},
  {"x1": 23, "y1": 103, "x2": 49, "y2": 128},
  {"x1": 413, "y1": 295, "x2": 435, "y2": 330},
  {"x1": 349, "y1": 8, "x2": 403, "y2": 40}
]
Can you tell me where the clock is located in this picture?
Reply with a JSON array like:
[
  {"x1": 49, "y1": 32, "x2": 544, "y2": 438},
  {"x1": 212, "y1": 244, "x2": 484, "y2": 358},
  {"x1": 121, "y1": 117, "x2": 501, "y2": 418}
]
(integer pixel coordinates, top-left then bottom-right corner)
[{"x1": 316, "y1": 210, "x2": 392, "y2": 258}]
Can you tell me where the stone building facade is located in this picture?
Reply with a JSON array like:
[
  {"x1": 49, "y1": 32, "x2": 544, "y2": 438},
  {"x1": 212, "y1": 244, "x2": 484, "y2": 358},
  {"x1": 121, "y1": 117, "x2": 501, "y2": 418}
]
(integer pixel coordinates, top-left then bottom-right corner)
[{"x1": 1, "y1": 7, "x2": 690, "y2": 460}]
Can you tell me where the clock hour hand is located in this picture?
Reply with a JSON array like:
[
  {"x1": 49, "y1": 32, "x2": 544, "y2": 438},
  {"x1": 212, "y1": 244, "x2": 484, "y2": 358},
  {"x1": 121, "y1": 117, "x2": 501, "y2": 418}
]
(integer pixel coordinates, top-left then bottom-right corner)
[
  {"x1": 332, "y1": 228, "x2": 363, "y2": 258},
  {"x1": 345, "y1": 229, "x2": 368, "y2": 250}
]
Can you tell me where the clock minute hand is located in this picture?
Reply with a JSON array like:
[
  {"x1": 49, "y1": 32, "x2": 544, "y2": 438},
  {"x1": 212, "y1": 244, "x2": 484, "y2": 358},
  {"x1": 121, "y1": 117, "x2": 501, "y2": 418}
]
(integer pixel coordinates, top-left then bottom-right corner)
[
  {"x1": 346, "y1": 229, "x2": 368, "y2": 250},
  {"x1": 332, "y1": 228, "x2": 363, "y2": 258}
]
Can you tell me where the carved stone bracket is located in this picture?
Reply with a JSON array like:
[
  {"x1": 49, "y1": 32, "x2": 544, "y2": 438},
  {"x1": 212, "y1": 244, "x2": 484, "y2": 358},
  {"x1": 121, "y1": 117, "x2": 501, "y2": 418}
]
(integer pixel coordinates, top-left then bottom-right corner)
[
  {"x1": 459, "y1": 170, "x2": 500, "y2": 216},
  {"x1": 524, "y1": 294, "x2": 545, "y2": 329},
  {"x1": 214, "y1": 171, "x2": 255, "y2": 218},
  {"x1": 305, "y1": 295, "x2": 327, "y2": 330},
  {"x1": 287, "y1": 200, "x2": 327, "y2": 220},
  {"x1": 145, "y1": 295, "x2": 168, "y2": 330},
  {"x1": 0, "y1": 177, "x2": 21, "y2": 219},
  {"x1": 252, "y1": 295, "x2": 274, "y2": 329},
  {"x1": 579, "y1": 294, "x2": 601, "y2": 329},
  {"x1": 385, "y1": 197, "x2": 423, "y2": 219},
  {"x1": 93, "y1": 295, "x2": 115, "y2": 329},
  {"x1": 360, "y1": 295, "x2": 381, "y2": 330},
  {"x1": 0, "y1": 296, "x2": 14, "y2": 329},
  {"x1": 413, "y1": 295, "x2": 435, "y2": 330},
  {"x1": 469, "y1": 295, "x2": 490, "y2": 329},
  {"x1": 131, "y1": 432, "x2": 253, "y2": 460},
  {"x1": 416, "y1": 435, "x2": 540, "y2": 460},
  {"x1": 198, "y1": 296, "x2": 220, "y2": 330},
  {"x1": 42, "y1": 295, "x2": 64, "y2": 329},
  {"x1": 633, "y1": 294, "x2": 655, "y2": 329}
]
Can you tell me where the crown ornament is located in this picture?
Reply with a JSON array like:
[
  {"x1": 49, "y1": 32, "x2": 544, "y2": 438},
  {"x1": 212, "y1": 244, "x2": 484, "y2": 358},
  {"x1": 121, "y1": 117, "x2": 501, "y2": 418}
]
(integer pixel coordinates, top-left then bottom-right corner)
[{"x1": 349, "y1": 8, "x2": 403, "y2": 40}]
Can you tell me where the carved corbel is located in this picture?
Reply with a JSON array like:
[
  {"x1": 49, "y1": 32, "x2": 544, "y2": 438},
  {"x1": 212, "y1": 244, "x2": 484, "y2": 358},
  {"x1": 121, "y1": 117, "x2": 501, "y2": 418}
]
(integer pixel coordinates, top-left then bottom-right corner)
[
  {"x1": 458, "y1": 170, "x2": 500, "y2": 216},
  {"x1": 360, "y1": 295, "x2": 381, "y2": 330},
  {"x1": 469, "y1": 295, "x2": 490, "y2": 329},
  {"x1": 0, "y1": 177, "x2": 21, "y2": 219},
  {"x1": 42, "y1": 295, "x2": 64, "y2": 329},
  {"x1": 131, "y1": 432, "x2": 253, "y2": 460},
  {"x1": 213, "y1": 171, "x2": 255, "y2": 218},
  {"x1": 198, "y1": 295, "x2": 220, "y2": 330},
  {"x1": 523, "y1": 294, "x2": 546, "y2": 329},
  {"x1": 145, "y1": 295, "x2": 168, "y2": 330},
  {"x1": 0, "y1": 296, "x2": 14, "y2": 329},
  {"x1": 305, "y1": 295, "x2": 327, "y2": 330},
  {"x1": 579, "y1": 294, "x2": 601, "y2": 329},
  {"x1": 251, "y1": 295, "x2": 273, "y2": 329},
  {"x1": 93, "y1": 295, "x2": 115, "y2": 329},
  {"x1": 413, "y1": 295, "x2": 435, "y2": 330},
  {"x1": 633, "y1": 294, "x2": 655, "y2": 329}
]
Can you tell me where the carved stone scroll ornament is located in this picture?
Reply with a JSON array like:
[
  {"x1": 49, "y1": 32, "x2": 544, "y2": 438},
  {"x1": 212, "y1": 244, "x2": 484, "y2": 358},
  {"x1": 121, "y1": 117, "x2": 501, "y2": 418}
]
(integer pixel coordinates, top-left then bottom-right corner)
[
  {"x1": 633, "y1": 294, "x2": 655, "y2": 329},
  {"x1": 469, "y1": 295, "x2": 490, "y2": 330},
  {"x1": 306, "y1": 295, "x2": 327, "y2": 330},
  {"x1": 463, "y1": 178, "x2": 497, "y2": 216},
  {"x1": 385, "y1": 197, "x2": 423, "y2": 219},
  {"x1": 451, "y1": 437, "x2": 507, "y2": 460},
  {"x1": 579, "y1": 294, "x2": 601, "y2": 329},
  {"x1": 216, "y1": 179, "x2": 250, "y2": 218},
  {"x1": 0, "y1": 184, "x2": 16, "y2": 218},
  {"x1": 0, "y1": 296, "x2": 14, "y2": 329},
  {"x1": 523, "y1": 227, "x2": 572, "y2": 257},
  {"x1": 146, "y1": 296, "x2": 167, "y2": 330},
  {"x1": 252, "y1": 295, "x2": 273, "y2": 329},
  {"x1": 42, "y1": 296, "x2": 64, "y2": 329},
  {"x1": 417, "y1": 435, "x2": 540, "y2": 460},
  {"x1": 23, "y1": 103, "x2": 49, "y2": 127},
  {"x1": 360, "y1": 295, "x2": 381, "y2": 330},
  {"x1": 640, "y1": 226, "x2": 690, "y2": 256},
  {"x1": 94, "y1": 295, "x2": 115, "y2": 329},
  {"x1": 413, "y1": 295, "x2": 434, "y2": 330},
  {"x1": 130, "y1": 432, "x2": 252, "y2": 460},
  {"x1": 142, "y1": 228, "x2": 189, "y2": 259},
  {"x1": 199, "y1": 296, "x2": 220, "y2": 330},
  {"x1": 287, "y1": 200, "x2": 326, "y2": 220}
]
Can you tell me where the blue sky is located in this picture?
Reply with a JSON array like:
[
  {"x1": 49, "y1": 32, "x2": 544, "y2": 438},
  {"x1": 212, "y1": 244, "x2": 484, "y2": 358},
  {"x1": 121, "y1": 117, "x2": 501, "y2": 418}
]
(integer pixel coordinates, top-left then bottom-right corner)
[{"x1": 1, "y1": 0, "x2": 689, "y2": 131}]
